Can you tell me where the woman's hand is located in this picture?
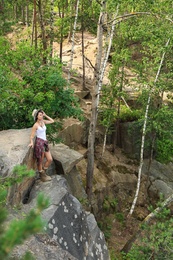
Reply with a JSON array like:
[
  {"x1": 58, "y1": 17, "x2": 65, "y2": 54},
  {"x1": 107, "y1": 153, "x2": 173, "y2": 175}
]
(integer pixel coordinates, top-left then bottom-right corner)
[
  {"x1": 28, "y1": 142, "x2": 33, "y2": 148},
  {"x1": 42, "y1": 111, "x2": 46, "y2": 117}
]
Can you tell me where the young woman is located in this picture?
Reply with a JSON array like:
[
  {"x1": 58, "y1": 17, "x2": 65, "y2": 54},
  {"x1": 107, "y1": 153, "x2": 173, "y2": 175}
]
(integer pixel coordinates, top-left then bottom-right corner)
[{"x1": 28, "y1": 109, "x2": 54, "y2": 182}]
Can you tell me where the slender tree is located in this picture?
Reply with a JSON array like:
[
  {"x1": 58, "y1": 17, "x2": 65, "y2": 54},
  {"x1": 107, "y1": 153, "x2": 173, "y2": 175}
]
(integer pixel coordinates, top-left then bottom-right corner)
[
  {"x1": 86, "y1": 0, "x2": 106, "y2": 201},
  {"x1": 128, "y1": 38, "x2": 170, "y2": 216},
  {"x1": 68, "y1": 0, "x2": 80, "y2": 81},
  {"x1": 31, "y1": 0, "x2": 37, "y2": 48},
  {"x1": 122, "y1": 192, "x2": 173, "y2": 253},
  {"x1": 49, "y1": 0, "x2": 54, "y2": 61},
  {"x1": 37, "y1": 0, "x2": 47, "y2": 63},
  {"x1": 81, "y1": 0, "x2": 86, "y2": 89}
]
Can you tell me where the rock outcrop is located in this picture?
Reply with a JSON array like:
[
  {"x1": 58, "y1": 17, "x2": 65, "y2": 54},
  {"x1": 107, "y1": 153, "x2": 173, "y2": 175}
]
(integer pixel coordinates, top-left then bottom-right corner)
[
  {"x1": 0, "y1": 128, "x2": 110, "y2": 259},
  {"x1": 0, "y1": 128, "x2": 34, "y2": 177},
  {"x1": 1, "y1": 125, "x2": 173, "y2": 259},
  {"x1": 12, "y1": 175, "x2": 109, "y2": 260},
  {"x1": 143, "y1": 159, "x2": 173, "y2": 199}
]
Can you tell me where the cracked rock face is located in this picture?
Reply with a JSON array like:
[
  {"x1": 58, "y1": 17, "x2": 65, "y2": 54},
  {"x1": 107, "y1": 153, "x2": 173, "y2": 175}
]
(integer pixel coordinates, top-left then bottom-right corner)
[
  {"x1": 12, "y1": 175, "x2": 110, "y2": 260},
  {"x1": 1, "y1": 128, "x2": 110, "y2": 259},
  {"x1": 12, "y1": 234, "x2": 78, "y2": 260},
  {"x1": 46, "y1": 191, "x2": 109, "y2": 259}
]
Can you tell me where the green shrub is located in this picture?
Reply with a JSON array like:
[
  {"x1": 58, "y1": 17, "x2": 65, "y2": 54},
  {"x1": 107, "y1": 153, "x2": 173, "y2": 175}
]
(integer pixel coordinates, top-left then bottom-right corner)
[{"x1": 0, "y1": 165, "x2": 49, "y2": 259}]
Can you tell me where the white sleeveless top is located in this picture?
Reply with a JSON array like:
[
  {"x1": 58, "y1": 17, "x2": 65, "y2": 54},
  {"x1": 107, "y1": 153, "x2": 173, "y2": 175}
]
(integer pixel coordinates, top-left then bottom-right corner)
[{"x1": 36, "y1": 125, "x2": 47, "y2": 141}]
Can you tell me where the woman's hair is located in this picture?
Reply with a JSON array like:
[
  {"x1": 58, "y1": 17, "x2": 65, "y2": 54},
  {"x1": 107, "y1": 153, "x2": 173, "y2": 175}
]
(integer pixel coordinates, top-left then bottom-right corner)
[{"x1": 34, "y1": 109, "x2": 43, "y2": 122}]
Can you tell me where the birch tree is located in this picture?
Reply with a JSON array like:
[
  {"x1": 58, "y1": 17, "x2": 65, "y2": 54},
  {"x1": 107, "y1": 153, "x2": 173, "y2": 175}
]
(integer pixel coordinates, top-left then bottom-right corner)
[
  {"x1": 86, "y1": 0, "x2": 106, "y2": 201},
  {"x1": 86, "y1": 1, "x2": 119, "y2": 200},
  {"x1": 86, "y1": 5, "x2": 151, "y2": 200},
  {"x1": 122, "y1": 192, "x2": 173, "y2": 253},
  {"x1": 99, "y1": 10, "x2": 119, "y2": 156},
  {"x1": 128, "y1": 38, "x2": 170, "y2": 216},
  {"x1": 68, "y1": 0, "x2": 80, "y2": 81}
]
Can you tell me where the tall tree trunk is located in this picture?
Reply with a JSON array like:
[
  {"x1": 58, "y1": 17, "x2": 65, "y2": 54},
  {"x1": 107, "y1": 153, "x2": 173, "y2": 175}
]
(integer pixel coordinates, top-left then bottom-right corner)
[
  {"x1": 58, "y1": 2, "x2": 65, "y2": 63},
  {"x1": 101, "y1": 12, "x2": 120, "y2": 157},
  {"x1": 113, "y1": 62, "x2": 125, "y2": 151},
  {"x1": 22, "y1": 5, "x2": 25, "y2": 25},
  {"x1": 68, "y1": 3, "x2": 73, "y2": 43},
  {"x1": 128, "y1": 38, "x2": 170, "y2": 216},
  {"x1": 86, "y1": 4, "x2": 119, "y2": 200},
  {"x1": 31, "y1": 8, "x2": 34, "y2": 46},
  {"x1": 86, "y1": 1, "x2": 107, "y2": 201},
  {"x1": 25, "y1": 3, "x2": 29, "y2": 27},
  {"x1": 59, "y1": 9, "x2": 64, "y2": 63},
  {"x1": 49, "y1": 0, "x2": 54, "y2": 62},
  {"x1": 68, "y1": 0, "x2": 80, "y2": 81},
  {"x1": 0, "y1": 0, "x2": 4, "y2": 14},
  {"x1": 14, "y1": 4, "x2": 17, "y2": 21},
  {"x1": 37, "y1": 0, "x2": 47, "y2": 63},
  {"x1": 31, "y1": 0, "x2": 37, "y2": 49},
  {"x1": 81, "y1": 0, "x2": 86, "y2": 90}
]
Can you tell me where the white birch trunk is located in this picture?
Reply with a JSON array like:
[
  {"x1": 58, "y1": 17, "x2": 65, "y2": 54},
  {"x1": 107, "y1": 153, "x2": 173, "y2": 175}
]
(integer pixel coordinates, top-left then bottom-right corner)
[
  {"x1": 96, "y1": 8, "x2": 119, "y2": 110},
  {"x1": 86, "y1": 4, "x2": 119, "y2": 200},
  {"x1": 86, "y1": 1, "x2": 106, "y2": 200},
  {"x1": 102, "y1": 124, "x2": 109, "y2": 157},
  {"x1": 128, "y1": 38, "x2": 170, "y2": 216},
  {"x1": 68, "y1": 0, "x2": 80, "y2": 81}
]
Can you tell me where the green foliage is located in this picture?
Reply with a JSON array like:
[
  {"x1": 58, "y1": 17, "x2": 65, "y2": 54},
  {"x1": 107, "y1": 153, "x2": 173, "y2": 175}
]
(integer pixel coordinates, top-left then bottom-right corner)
[
  {"x1": 77, "y1": 197, "x2": 89, "y2": 208},
  {"x1": 0, "y1": 40, "x2": 83, "y2": 134},
  {"x1": 151, "y1": 106, "x2": 173, "y2": 163},
  {"x1": 0, "y1": 165, "x2": 35, "y2": 189},
  {"x1": 119, "y1": 106, "x2": 141, "y2": 122},
  {"x1": 98, "y1": 197, "x2": 119, "y2": 242},
  {"x1": 124, "y1": 198, "x2": 173, "y2": 260},
  {"x1": 98, "y1": 216, "x2": 112, "y2": 240},
  {"x1": 0, "y1": 165, "x2": 49, "y2": 259},
  {"x1": 103, "y1": 196, "x2": 118, "y2": 213},
  {"x1": 115, "y1": 212, "x2": 124, "y2": 224}
]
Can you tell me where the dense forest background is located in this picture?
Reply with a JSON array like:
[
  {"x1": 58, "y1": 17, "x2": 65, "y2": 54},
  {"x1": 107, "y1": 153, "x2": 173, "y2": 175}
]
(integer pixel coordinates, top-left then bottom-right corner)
[
  {"x1": 1, "y1": 0, "x2": 173, "y2": 259},
  {"x1": 1, "y1": 0, "x2": 173, "y2": 162}
]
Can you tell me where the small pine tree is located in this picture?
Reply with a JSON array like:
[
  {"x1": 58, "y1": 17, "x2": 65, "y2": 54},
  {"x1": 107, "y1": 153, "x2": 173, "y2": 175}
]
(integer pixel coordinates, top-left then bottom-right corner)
[
  {"x1": 0, "y1": 165, "x2": 49, "y2": 259},
  {"x1": 124, "y1": 197, "x2": 173, "y2": 260}
]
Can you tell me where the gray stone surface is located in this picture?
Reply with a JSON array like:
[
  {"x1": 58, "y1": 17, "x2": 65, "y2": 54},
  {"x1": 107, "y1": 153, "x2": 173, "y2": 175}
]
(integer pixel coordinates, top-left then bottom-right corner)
[
  {"x1": 50, "y1": 143, "x2": 84, "y2": 174},
  {"x1": 0, "y1": 128, "x2": 110, "y2": 259},
  {"x1": 0, "y1": 128, "x2": 32, "y2": 176},
  {"x1": 143, "y1": 159, "x2": 173, "y2": 198},
  {"x1": 12, "y1": 234, "x2": 78, "y2": 260},
  {"x1": 58, "y1": 118, "x2": 90, "y2": 147},
  {"x1": 13, "y1": 175, "x2": 110, "y2": 260}
]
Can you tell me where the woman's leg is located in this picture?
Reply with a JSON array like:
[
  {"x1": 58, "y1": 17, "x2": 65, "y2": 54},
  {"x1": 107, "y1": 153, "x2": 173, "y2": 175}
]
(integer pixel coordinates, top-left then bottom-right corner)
[
  {"x1": 44, "y1": 150, "x2": 53, "y2": 169},
  {"x1": 39, "y1": 151, "x2": 52, "y2": 182},
  {"x1": 37, "y1": 152, "x2": 45, "y2": 172}
]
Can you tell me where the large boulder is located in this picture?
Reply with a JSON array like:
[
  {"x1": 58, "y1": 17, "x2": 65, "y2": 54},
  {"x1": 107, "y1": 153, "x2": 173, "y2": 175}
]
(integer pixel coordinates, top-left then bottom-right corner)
[
  {"x1": 142, "y1": 159, "x2": 173, "y2": 199},
  {"x1": 11, "y1": 175, "x2": 110, "y2": 260},
  {"x1": 50, "y1": 143, "x2": 87, "y2": 199},
  {"x1": 58, "y1": 118, "x2": 90, "y2": 148},
  {"x1": 118, "y1": 122, "x2": 151, "y2": 159},
  {"x1": 1, "y1": 128, "x2": 110, "y2": 259},
  {"x1": 0, "y1": 128, "x2": 86, "y2": 205},
  {"x1": 0, "y1": 128, "x2": 35, "y2": 177},
  {"x1": 0, "y1": 128, "x2": 37, "y2": 205},
  {"x1": 12, "y1": 234, "x2": 78, "y2": 260}
]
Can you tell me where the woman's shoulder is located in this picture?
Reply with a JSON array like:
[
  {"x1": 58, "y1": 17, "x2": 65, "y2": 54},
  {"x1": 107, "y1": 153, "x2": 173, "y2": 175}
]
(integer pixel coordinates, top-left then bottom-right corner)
[{"x1": 33, "y1": 122, "x2": 39, "y2": 129}]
